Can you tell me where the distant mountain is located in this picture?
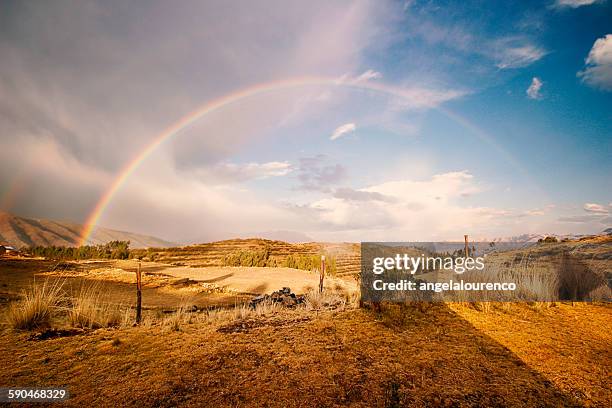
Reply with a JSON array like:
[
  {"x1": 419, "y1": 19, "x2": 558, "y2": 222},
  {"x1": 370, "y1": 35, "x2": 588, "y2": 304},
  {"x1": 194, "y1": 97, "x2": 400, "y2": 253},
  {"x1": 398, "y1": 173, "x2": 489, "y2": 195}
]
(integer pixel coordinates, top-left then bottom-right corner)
[
  {"x1": 0, "y1": 211, "x2": 175, "y2": 249},
  {"x1": 485, "y1": 233, "x2": 590, "y2": 243}
]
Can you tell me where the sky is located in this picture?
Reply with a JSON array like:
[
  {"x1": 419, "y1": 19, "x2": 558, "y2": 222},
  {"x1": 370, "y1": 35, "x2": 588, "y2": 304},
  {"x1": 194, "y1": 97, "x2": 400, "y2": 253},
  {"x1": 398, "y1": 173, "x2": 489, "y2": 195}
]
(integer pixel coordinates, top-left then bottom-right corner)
[{"x1": 0, "y1": 0, "x2": 610, "y2": 243}]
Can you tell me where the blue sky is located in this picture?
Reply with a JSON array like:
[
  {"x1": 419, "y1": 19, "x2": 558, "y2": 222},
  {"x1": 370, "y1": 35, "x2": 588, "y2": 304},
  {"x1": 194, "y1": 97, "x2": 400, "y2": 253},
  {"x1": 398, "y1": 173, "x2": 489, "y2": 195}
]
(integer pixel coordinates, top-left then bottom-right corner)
[{"x1": 0, "y1": 0, "x2": 610, "y2": 242}]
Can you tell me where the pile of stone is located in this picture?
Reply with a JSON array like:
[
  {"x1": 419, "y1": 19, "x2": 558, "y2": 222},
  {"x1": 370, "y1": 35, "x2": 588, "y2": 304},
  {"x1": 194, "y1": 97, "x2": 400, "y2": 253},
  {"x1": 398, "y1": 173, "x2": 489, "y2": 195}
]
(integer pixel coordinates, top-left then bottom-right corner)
[{"x1": 249, "y1": 287, "x2": 305, "y2": 308}]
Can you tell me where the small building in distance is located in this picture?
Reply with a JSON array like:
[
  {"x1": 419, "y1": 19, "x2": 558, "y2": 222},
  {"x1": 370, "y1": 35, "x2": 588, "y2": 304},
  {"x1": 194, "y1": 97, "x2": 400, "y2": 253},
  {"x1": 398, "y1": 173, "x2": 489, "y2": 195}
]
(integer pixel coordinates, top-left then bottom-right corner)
[{"x1": 0, "y1": 244, "x2": 17, "y2": 256}]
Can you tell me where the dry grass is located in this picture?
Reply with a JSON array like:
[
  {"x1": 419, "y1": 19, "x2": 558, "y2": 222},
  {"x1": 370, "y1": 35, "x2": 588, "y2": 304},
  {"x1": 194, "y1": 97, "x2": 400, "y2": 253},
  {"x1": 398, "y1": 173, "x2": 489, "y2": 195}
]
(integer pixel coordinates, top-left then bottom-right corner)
[
  {"x1": 68, "y1": 283, "x2": 124, "y2": 329},
  {"x1": 557, "y1": 252, "x2": 608, "y2": 301},
  {"x1": 454, "y1": 256, "x2": 558, "y2": 303},
  {"x1": 6, "y1": 279, "x2": 65, "y2": 330},
  {"x1": 304, "y1": 289, "x2": 347, "y2": 311},
  {"x1": 163, "y1": 306, "x2": 188, "y2": 332},
  {"x1": 251, "y1": 299, "x2": 283, "y2": 317}
]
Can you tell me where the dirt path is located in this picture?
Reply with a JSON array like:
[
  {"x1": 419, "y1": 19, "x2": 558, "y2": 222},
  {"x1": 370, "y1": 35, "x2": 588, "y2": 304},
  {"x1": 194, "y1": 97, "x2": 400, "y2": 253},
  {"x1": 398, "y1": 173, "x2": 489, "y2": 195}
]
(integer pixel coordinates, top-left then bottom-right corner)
[{"x1": 146, "y1": 265, "x2": 356, "y2": 295}]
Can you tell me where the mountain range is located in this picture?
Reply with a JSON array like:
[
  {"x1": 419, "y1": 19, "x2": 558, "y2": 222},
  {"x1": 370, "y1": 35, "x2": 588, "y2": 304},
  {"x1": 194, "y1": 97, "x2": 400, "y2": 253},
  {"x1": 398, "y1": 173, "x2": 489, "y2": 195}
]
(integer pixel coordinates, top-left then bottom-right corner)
[
  {"x1": 2, "y1": 209, "x2": 609, "y2": 250},
  {"x1": 0, "y1": 211, "x2": 175, "y2": 249}
]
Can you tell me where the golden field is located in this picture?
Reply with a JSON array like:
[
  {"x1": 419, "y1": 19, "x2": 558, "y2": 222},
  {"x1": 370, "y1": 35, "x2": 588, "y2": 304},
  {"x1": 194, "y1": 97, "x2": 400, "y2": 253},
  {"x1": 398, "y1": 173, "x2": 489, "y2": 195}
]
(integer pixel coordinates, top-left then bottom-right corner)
[{"x1": 0, "y1": 237, "x2": 610, "y2": 407}]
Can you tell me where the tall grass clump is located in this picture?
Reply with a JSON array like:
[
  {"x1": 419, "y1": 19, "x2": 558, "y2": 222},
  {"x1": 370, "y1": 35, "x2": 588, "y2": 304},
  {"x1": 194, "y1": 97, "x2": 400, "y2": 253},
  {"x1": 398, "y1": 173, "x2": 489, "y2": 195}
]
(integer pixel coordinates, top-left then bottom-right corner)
[
  {"x1": 253, "y1": 298, "x2": 283, "y2": 317},
  {"x1": 557, "y1": 252, "x2": 606, "y2": 301},
  {"x1": 233, "y1": 303, "x2": 254, "y2": 321},
  {"x1": 69, "y1": 283, "x2": 123, "y2": 329},
  {"x1": 163, "y1": 306, "x2": 187, "y2": 332},
  {"x1": 304, "y1": 289, "x2": 346, "y2": 311},
  {"x1": 7, "y1": 279, "x2": 64, "y2": 330}
]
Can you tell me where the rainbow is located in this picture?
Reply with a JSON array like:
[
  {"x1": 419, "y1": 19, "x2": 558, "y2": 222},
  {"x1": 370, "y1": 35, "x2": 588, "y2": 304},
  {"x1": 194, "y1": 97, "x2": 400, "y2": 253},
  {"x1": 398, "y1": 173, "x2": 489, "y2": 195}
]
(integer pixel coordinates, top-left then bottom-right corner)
[{"x1": 78, "y1": 76, "x2": 534, "y2": 246}]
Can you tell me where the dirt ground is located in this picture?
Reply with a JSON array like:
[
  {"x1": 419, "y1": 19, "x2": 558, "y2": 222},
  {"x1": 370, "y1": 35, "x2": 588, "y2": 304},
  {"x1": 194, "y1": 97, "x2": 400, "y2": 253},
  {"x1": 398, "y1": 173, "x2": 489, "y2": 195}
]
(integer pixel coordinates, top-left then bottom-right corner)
[
  {"x1": 0, "y1": 258, "x2": 355, "y2": 311},
  {"x1": 0, "y1": 304, "x2": 610, "y2": 407},
  {"x1": 0, "y1": 258, "x2": 610, "y2": 407}
]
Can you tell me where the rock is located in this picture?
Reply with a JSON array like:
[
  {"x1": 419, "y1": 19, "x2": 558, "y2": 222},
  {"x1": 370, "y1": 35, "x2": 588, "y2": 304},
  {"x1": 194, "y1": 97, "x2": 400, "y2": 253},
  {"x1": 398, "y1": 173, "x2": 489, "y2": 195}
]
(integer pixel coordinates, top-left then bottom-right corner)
[{"x1": 249, "y1": 288, "x2": 305, "y2": 308}]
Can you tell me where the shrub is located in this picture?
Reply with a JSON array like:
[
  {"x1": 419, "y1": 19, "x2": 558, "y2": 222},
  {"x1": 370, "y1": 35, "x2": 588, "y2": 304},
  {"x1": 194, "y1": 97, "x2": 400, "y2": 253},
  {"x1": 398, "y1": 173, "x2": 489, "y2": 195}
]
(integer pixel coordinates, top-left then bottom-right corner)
[
  {"x1": 557, "y1": 252, "x2": 604, "y2": 301},
  {"x1": 304, "y1": 289, "x2": 345, "y2": 311},
  {"x1": 7, "y1": 279, "x2": 64, "y2": 330},
  {"x1": 69, "y1": 283, "x2": 123, "y2": 329},
  {"x1": 163, "y1": 307, "x2": 187, "y2": 332},
  {"x1": 223, "y1": 248, "x2": 273, "y2": 267},
  {"x1": 283, "y1": 254, "x2": 336, "y2": 275}
]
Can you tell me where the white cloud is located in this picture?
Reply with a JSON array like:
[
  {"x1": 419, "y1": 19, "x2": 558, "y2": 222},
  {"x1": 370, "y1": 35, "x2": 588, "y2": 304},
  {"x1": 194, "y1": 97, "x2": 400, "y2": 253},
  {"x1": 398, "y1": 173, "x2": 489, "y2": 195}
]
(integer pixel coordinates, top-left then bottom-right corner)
[
  {"x1": 578, "y1": 34, "x2": 612, "y2": 90},
  {"x1": 495, "y1": 44, "x2": 546, "y2": 69},
  {"x1": 355, "y1": 69, "x2": 382, "y2": 82},
  {"x1": 491, "y1": 37, "x2": 547, "y2": 70},
  {"x1": 294, "y1": 171, "x2": 510, "y2": 240},
  {"x1": 330, "y1": 123, "x2": 356, "y2": 140},
  {"x1": 526, "y1": 77, "x2": 543, "y2": 99},
  {"x1": 554, "y1": 0, "x2": 600, "y2": 8},
  {"x1": 584, "y1": 202, "x2": 609, "y2": 214}
]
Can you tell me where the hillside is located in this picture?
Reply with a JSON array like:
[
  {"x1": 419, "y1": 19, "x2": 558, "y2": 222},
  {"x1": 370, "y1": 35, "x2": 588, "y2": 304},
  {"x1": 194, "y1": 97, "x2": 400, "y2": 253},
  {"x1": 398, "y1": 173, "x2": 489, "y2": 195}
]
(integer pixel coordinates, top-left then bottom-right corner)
[
  {"x1": 132, "y1": 238, "x2": 361, "y2": 276},
  {"x1": 0, "y1": 211, "x2": 174, "y2": 249}
]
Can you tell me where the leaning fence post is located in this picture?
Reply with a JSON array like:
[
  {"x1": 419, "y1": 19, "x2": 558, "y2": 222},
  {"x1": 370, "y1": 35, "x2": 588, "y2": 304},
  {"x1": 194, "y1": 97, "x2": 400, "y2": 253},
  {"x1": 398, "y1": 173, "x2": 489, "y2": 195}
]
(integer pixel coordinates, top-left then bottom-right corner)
[
  {"x1": 319, "y1": 255, "x2": 325, "y2": 293},
  {"x1": 136, "y1": 261, "x2": 142, "y2": 324}
]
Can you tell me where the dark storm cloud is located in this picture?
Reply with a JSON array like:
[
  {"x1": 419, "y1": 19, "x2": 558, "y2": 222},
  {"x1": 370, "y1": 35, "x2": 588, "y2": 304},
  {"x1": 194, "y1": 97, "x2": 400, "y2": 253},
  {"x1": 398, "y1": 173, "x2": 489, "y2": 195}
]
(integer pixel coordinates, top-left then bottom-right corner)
[{"x1": 0, "y1": 0, "x2": 394, "y2": 233}]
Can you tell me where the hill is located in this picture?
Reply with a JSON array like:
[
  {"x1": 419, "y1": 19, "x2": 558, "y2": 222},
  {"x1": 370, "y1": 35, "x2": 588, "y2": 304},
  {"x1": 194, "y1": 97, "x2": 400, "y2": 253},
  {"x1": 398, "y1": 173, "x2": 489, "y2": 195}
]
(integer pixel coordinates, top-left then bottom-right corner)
[
  {"x1": 131, "y1": 238, "x2": 361, "y2": 276},
  {"x1": 0, "y1": 211, "x2": 174, "y2": 249}
]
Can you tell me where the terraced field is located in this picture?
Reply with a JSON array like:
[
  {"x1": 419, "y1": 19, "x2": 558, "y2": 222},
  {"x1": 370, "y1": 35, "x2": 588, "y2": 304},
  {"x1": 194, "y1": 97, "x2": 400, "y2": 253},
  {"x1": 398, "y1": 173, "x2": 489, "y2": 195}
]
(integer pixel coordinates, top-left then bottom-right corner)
[{"x1": 132, "y1": 239, "x2": 362, "y2": 277}]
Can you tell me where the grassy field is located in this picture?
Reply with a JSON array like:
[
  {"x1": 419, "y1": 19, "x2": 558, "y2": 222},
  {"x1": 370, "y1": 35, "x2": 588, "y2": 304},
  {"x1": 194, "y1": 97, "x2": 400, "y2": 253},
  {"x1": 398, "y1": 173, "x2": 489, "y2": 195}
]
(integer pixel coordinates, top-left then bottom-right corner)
[
  {"x1": 0, "y1": 238, "x2": 610, "y2": 407},
  {"x1": 0, "y1": 300, "x2": 609, "y2": 407}
]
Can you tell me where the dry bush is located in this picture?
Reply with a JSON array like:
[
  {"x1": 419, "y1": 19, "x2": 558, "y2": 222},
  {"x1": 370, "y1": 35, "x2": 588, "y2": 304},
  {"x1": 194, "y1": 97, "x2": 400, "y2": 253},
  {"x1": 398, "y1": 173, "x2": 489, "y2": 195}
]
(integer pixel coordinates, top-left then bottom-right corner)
[
  {"x1": 586, "y1": 284, "x2": 612, "y2": 301},
  {"x1": 456, "y1": 256, "x2": 558, "y2": 303},
  {"x1": 6, "y1": 279, "x2": 65, "y2": 330},
  {"x1": 557, "y1": 253, "x2": 606, "y2": 301},
  {"x1": 343, "y1": 289, "x2": 361, "y2": 309},
  {"x1": 252, "y1": 299, "x2": 282, "y2": 317},
  {"x1": 233, "y1": 303, "x2": 253, "y2": 321},
  {"x1": 120, "y1": 308, "x2": 137, "y2": 328},
  {"x1": 304, "y1": 289, "x2": 346, "y2": 311},
  {"x1": 69, "y1": 283, "x2": 123, "y2": 329},
  {"x1": 162, "y1": 298, "x2": 200, "y2": 331},
  {"x1": 163, "y1": 307, "x2": 187, "y2": 332},
  {"x1": 198, "y1": 308, "x2": 234, "y2": 325}
]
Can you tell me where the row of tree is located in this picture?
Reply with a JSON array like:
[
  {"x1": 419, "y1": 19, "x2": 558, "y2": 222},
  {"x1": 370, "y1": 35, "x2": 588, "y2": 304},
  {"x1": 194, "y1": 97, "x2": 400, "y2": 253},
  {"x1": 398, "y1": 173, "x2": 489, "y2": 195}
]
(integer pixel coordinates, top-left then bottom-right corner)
[{"x1": 25, "y1": 240, "x2": 131, "y2": 260}]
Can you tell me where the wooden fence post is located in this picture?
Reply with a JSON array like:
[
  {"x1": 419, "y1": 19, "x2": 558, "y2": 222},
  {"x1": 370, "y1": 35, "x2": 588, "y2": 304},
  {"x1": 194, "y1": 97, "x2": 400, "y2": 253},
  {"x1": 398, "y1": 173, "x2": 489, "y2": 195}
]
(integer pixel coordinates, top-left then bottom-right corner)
[
  {"x1": 136, "y1": 261, "x2": 142, "y2": 324},
  {"x1": 464, "y1": 235, "x2": 469, "y2": 258},
  {"x1": 319, "y1": 255, "x2": 325, "y2": 293}
]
